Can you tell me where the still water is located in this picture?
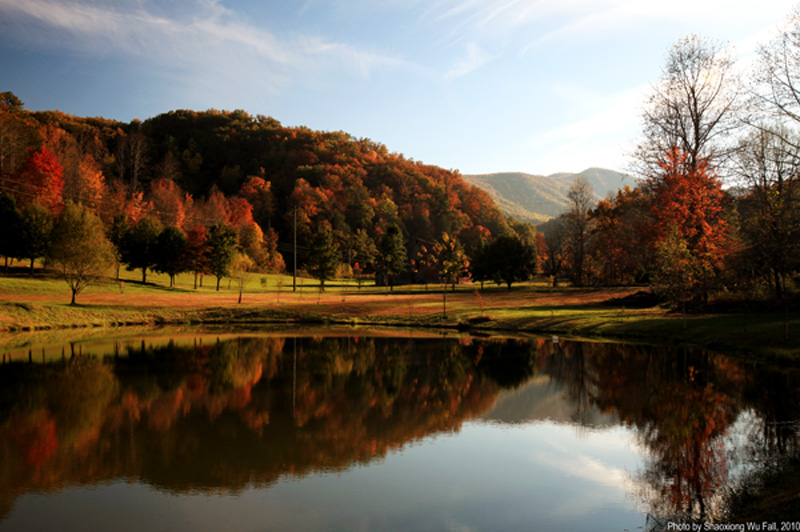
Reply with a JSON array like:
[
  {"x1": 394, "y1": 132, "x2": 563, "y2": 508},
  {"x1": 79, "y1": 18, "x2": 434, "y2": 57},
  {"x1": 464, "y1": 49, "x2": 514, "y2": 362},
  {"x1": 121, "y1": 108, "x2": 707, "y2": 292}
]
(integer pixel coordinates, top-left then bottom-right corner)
[{"x1": 0, "y1": 329, "x2": 797, "y2": 531}]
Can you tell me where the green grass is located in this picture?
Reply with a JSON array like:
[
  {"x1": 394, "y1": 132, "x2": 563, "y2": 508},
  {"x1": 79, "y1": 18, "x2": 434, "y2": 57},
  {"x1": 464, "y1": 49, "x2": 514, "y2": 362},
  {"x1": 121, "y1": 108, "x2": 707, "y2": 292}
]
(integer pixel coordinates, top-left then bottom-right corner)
[{"x1": 1, "y1": 268, "x2": 798, "y2": 360}]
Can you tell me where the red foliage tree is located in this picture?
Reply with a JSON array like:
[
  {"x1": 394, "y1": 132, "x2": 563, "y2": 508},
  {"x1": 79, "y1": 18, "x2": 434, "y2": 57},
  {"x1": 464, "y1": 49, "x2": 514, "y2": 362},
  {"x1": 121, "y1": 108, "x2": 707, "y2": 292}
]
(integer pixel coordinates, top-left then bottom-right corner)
[
  {"x1": 649, "y1": 148, "x2": 730, "y2": 302},
  {"x1": 185, "y1": 224, "x2": 210, "y2": 289},
  {"x1": 14, "y1": 146, "x2": 64, "y2": 212}
]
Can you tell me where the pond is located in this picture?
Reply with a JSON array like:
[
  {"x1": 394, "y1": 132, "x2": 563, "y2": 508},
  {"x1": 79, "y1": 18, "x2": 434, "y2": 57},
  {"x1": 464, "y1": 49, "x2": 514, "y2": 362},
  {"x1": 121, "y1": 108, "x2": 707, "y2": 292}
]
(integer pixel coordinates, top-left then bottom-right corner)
[{"x1": 0, "y1": 328, "x2": 798, "y2": 531}]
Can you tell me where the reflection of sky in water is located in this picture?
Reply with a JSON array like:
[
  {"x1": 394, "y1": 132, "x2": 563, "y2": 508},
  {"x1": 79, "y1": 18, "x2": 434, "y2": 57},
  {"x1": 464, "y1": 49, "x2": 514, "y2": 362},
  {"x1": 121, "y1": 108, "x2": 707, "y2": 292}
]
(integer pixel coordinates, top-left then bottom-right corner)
[
  {"x1": 4, "y1": 422, "x2": 647, "y2": 532},
  {"x1": 2, "y1": 333, "x2": 797, "y2": 530}
]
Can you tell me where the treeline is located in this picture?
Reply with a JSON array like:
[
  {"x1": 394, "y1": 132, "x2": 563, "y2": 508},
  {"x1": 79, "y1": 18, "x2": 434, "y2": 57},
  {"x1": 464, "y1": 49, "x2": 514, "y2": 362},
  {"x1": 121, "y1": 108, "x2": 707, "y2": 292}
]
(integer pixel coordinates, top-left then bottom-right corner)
[
  {"x1": 536, "y1": 17, "x2": 800, "y2": 309},
  {"x1": 0, "y1": 93, "x2": 534, "y2": 298}
]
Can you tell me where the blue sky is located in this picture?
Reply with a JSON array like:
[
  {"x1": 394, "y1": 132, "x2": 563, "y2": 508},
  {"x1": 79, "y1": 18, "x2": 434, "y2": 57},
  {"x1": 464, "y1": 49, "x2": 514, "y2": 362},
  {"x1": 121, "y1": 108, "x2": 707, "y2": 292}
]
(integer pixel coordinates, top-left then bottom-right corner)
[{"x1": 0, "y1": 0, "x2": 796, "y2": 176}]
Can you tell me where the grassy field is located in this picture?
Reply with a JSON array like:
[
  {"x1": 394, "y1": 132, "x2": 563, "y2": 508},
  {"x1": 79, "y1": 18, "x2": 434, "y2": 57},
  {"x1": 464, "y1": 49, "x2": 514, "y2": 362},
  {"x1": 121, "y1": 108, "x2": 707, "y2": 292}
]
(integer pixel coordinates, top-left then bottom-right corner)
[{"x1": 0, "y1": 261, "x2": 798, "y2": 360}]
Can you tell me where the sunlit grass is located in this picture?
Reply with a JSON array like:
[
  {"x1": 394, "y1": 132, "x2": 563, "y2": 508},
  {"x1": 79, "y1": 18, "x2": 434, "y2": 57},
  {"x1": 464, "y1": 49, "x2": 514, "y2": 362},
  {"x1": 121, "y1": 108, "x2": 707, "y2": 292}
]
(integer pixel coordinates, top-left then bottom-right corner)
[{"x1": 1, "y1": 268, "x2": 798, "y2": 359}]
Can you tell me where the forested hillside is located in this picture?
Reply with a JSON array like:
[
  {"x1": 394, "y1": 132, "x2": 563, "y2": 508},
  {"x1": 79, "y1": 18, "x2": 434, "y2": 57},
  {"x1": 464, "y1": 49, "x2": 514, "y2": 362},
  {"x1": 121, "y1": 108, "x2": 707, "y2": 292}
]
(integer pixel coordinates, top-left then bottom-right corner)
[{"x1": 0, "y1": 93, "x2": 518, "y2": 287}]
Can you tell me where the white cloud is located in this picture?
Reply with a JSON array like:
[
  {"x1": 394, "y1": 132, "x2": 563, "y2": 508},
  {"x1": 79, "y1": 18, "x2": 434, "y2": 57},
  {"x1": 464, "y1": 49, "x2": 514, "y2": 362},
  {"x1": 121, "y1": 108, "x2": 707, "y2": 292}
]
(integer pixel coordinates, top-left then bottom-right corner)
[
  {"x1": 0, "y1": 0, "x2": 404, "y2": 92},
  {"x1": 445, "y1": 42, "x2": 496, "y2": 79}
]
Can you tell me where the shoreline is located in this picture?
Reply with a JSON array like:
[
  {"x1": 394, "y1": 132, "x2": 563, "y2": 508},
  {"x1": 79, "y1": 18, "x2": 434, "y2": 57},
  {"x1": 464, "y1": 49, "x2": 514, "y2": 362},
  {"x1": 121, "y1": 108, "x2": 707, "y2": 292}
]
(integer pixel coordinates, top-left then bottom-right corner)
[{"x1": 1, "y1": 275, "x2": 797, "y2": 363}]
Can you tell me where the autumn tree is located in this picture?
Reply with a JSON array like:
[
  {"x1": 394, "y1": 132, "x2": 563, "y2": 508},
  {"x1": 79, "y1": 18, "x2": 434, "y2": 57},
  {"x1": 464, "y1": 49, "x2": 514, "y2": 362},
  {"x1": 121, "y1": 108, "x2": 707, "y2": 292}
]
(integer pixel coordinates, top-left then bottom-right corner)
[
  {"x1": 64, "y1": 153, "x2": 105, "y2": 212},
  {"x1": 649, "y1": 149, "x2": 729, "y2": 304},
  {"x1": 114, "y1": 130, "x2": 148, "y2": 191},
  {"x1": 185, "y1": 225, "x2": 210, "y2": 289},
  {"x1": 540, "y1": 216, "x2": 570, "y2": 287},
  {"x1": 0, "y1": 93, "x2": 36, "y2": 178},
  {"x1": 742, "y1": 11, "x2": 800, "y2": 299},
  {"x1": 587, "y1": 186, "x2": 654, "y2": 284},
  {"x1": 239, "y1": 175, "x2": 274, "y2": 229},
  {"x1": 48, "y1": 201, "x2": 115, "y2": 304},
  {"x1": 733, "y1": 126, "x2": 800, "y2": 299},
  {"x1": 150, "y1": 177, "x2": 190, "y2": 228},
  {"x1": 18, "y1": 201, "x2": 52, "y2": 274},
  {"x1": 207, "y1": 223, "x2": 239, "y2": 291},
  {"x1": 752, "y1": 8, "x2": 800, "y2": 133},
  {"x1": 633, "y1": 36, "x2": 740, "y2": 179},
  {"x1": 306, "y1": 223, "x2": 340, "y2": 291},
  {"x1": 13, "y1": 147, "x2": 64, "y2": 212},
  {"x1": 121, "y1": 215, "x2": 163, "y2": 283},
  {"x1": 434, "y1": 233, "x2": 469, "y2": 291},
  {"x1": 237, "y1": 220, "x2": 268, "y2": 268},
  {"x1": 230, "y1": 252, "x2": 256, "y2": 304},
  {"x1": 565, "y1": 177, "x2": 594, "y2": 286}
]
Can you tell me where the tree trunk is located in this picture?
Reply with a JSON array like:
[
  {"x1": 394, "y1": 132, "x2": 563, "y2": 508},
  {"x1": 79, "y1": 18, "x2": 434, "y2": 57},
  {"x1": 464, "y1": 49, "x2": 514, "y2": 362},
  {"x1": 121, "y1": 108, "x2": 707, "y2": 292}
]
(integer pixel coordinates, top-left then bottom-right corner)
[
  {"x1": 216, "y1": 276, "x2": 221, "y2": 291},
  {"x1": 773, "y1": 268, "x2": 783, "y2": 300},
  {"x1": 194, "y1": 271, "x2": 198, "y2": 290},
  {"x1": 29, "y1": 258, "x2": 35, "y2": 275},
  {"x1": 238, "y1": 286, "x2": 243, "y2": 304},
  {"x1": 141, "y1": 268, "x2": 147, "y2": 284},
  {"x1": 70, "y1": 289, "x2": 77, "y2": 305}
]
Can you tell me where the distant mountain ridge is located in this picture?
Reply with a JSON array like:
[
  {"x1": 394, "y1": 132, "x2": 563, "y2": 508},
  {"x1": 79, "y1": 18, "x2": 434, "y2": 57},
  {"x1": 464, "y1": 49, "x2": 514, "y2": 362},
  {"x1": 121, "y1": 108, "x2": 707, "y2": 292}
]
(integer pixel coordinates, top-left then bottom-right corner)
[{"x1": 463, "y1": 168, "x2": 637, "y2": 223}]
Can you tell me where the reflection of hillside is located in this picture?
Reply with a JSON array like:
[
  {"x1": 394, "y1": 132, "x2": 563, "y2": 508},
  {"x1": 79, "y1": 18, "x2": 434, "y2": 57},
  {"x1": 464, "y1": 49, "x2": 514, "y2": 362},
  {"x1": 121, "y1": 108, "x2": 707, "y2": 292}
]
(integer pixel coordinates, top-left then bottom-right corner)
[
  {"x1": 483, "y1": 375, "x2": 618, "y2": 426},
  {"x1": 0, "y1": 335, "x2": 508, "y2": 517},
  {"x1": 1, "y1": 334, "x2": 798, "y2": 525}
]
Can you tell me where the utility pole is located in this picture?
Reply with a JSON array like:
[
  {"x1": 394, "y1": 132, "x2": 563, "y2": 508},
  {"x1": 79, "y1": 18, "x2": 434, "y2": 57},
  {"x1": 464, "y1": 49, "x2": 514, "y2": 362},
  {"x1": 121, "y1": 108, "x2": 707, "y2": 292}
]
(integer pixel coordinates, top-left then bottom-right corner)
[{"x1": 293, "y1": 206, "x2": 297, "y2": 292}]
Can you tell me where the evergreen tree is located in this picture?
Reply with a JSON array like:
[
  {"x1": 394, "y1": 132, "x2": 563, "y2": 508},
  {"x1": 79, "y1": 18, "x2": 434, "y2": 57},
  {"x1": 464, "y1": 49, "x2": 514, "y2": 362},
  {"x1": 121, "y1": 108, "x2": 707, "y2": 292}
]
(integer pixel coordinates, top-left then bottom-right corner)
[
  {"x1": 106, "y1": 212, "x2": 129, "y2": 280},
  {"x1": 376, "y1": 224, "x2": 407, "y2": 290},
  {"x1": 469, "y1": 238, "x2": 492, "y2": 290},
  {"x1": 155, "y1": 225, "x2": 188, "y2": 287},
  {"x1": 488, "y1": 235, "x2": 537, "y2": 289},
  {"x1": 306, "y1": 223, "x2": 340, "y2": 291},
  {"x1": 121, "y1": 216, "x2": 162, "y2": 283},
  {"x1": 0, "y1": 193, "x2": 22, "y2": 270},
  {"x1": 18, "y1": 201, "x2": 52, "y2": 274}
]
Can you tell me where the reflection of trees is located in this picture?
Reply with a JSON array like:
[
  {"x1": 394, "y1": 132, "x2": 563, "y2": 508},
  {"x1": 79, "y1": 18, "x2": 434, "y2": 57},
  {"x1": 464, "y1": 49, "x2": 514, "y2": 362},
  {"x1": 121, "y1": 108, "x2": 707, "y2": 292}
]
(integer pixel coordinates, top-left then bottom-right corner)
[
  {"x1": 545, "y1": 341, "x2": 596, "y2": 426},
  {"x1": 723, "y1": 367, "x2": 800, "y2": 521},
  {"x1": 0, "y1": 335, "x2": 514, "y2": 516},
  {"x1": 537, "y1": 341, "x2": 798, "y2": 522},
  {"x1": 1, "y1": 334, "x2": 797, "y2": 524},
  {"x1": 587, "y1": 346, "x2": 740, "y2": 521}
]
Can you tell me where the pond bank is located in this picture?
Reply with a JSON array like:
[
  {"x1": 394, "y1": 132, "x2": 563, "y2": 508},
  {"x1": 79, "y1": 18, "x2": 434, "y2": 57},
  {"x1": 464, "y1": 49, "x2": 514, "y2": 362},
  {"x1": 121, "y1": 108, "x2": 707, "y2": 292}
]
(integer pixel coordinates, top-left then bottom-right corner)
[{"x1": 1, "y1": 276, "x2": 797, "y2": 362}]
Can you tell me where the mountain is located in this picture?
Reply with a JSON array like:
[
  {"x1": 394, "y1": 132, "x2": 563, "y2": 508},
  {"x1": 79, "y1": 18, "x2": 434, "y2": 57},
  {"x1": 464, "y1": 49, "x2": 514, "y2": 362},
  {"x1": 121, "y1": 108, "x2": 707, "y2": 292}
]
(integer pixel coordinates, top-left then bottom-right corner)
[{"x1": 463, "y1": 168, "x2": 638, "y2": 223}]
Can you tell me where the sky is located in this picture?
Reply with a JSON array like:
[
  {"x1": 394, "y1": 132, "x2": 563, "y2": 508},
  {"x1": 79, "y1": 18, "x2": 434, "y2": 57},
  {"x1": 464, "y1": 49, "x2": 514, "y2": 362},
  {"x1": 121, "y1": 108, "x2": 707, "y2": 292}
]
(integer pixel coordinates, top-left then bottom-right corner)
[{"x1": 0, "y1": 0, "x2": 797, "y2": 176}]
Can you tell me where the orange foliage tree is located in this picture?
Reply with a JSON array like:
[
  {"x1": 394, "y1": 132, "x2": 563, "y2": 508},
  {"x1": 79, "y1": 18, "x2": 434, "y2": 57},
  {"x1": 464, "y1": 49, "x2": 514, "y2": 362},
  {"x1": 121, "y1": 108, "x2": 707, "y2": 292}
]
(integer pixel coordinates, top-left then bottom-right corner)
[{"x1": 649, "y1": 149, "x2": 730, "y2": 304}]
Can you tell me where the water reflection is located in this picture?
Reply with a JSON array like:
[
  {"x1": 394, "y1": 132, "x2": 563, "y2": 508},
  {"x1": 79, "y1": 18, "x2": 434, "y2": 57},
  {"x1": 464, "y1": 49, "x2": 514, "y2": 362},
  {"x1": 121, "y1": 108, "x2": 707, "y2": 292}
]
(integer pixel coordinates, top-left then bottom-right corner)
[{"x1": 0, "y1": 332, "x2": 798, "y2": 526}]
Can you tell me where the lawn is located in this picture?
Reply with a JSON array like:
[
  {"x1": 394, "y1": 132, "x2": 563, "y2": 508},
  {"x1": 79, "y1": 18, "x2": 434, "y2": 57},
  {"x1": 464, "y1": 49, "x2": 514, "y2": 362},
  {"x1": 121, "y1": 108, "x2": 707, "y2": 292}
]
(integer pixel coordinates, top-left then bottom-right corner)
[{"x1": 0, "y1": 261, "x2": 798, "y2": 360}]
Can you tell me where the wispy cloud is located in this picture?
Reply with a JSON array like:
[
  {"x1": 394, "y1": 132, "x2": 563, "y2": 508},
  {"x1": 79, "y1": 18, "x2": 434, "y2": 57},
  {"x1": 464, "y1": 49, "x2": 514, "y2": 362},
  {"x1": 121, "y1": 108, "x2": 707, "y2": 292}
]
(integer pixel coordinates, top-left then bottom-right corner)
[
  {"x1": 519, "y1": 83, "x2": 648, "y2": 173},
  {"x1": 423, "y1": 0, "x2": 792, "y2": 52},
  {"x1": 445, "y1": 42, "x2": 495, "y2": 79},
  {"x1": 0, "y1": 0, "x2": 403, "y2": 95}
]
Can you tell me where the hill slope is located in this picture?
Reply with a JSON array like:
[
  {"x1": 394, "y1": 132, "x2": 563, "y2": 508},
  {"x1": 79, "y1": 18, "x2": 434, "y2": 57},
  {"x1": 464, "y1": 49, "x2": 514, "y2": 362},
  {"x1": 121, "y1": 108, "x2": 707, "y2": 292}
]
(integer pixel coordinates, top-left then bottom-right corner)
[{"x1": 464, "y1": 168, "x2": 637, "y2": 223}]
